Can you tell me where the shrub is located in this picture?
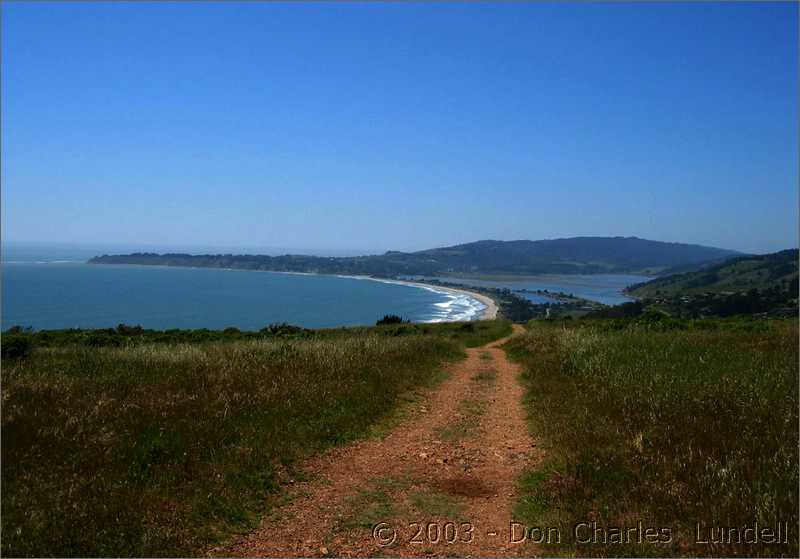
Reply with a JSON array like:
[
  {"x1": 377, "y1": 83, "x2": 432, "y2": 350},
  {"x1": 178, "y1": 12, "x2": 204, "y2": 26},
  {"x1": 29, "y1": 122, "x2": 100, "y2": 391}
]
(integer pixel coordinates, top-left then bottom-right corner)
[
  {"x1": 260, "y1": 323, "x2": 305, "y2": 337},
  {"x1": 116, "y1": 324, "x2": 145, "y2": 336},
  {"x1": 83, "y1": 331, "x2": 122, "y2": 347},
  {"x1": 376, "y1": 314, "x2": 406, "y2": 326},
  {"x1": 1, "y1": 334, "x2": 33, "y2": 360}
]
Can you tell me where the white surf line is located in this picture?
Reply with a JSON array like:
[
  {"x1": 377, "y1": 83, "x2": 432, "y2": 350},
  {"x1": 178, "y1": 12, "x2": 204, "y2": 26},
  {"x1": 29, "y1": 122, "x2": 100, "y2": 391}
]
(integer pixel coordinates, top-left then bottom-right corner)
[
  {"x1": 86, "y1": 262, "x2": 497, "y2": 322},
  {"x1": 335, "y1": 275, "x2": 497, "y2": 322}
]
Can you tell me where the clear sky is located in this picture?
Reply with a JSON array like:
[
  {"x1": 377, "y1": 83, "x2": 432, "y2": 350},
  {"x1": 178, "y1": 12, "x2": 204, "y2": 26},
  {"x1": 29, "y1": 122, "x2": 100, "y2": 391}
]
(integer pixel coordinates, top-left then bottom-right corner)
[{"x1": 2, "y1": 1, "x2": 797, "y2": 255}]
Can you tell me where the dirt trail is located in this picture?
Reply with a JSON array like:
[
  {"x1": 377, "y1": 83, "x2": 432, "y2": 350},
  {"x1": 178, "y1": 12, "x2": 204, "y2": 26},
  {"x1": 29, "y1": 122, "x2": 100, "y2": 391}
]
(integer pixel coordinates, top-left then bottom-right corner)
[{"x1": 219, "y1": 324, "x2": 540, "y2": 557}]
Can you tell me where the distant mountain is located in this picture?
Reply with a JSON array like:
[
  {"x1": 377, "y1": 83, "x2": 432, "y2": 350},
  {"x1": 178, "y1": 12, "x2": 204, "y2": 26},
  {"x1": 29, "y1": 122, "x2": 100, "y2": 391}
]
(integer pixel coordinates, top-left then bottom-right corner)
[
  {"x1": 403, "y1": 237, "x2": 739, "y2": 275},
  {"x1": 89, "y1": 236, "x2": 739, "y2": 277},
  {"x1": 626, "y1": 249, "x2": 799, "y2": 298}
]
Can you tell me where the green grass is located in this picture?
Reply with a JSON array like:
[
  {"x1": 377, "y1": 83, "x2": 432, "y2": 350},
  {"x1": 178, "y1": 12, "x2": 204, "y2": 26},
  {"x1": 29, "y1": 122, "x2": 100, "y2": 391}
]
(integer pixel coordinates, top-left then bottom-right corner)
[
  {"x1": 337, "y1": 477, "x2": 464, "y2": 535},
  {"x1": 471, "y1": 367, "x2": 496, "y2": 384},
  {"x1": 338, "y1": 476, "x2": 411, "y2": 531},
  {"x1": 330, "y1": 475, "x2": 467, "y2": 554},
  {"x1": 433, "y1": 397, "x2": 487, "y2": 443},
  {"x1": 1, "y1": 320, "x2": 511, "y2": 557},
  {"x1": 3, "y1": 319, "x2": 512, "y2": 351},
  {"x1": 408, "y1": 489, "x2": 465, "y2": 520},
  {"x1": 365, "y1": 369, "x2": 452, "y2": 440},
  {"x1": 505, "y1": 318, "x2": 798, "y2": 557}
]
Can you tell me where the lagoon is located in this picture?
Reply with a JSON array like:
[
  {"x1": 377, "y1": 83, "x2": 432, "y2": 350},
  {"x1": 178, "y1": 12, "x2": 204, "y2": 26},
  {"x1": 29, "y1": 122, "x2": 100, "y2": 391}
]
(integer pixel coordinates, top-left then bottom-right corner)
[{"x1": 412, "y1": 274, "x2": 652, "y2": 306}]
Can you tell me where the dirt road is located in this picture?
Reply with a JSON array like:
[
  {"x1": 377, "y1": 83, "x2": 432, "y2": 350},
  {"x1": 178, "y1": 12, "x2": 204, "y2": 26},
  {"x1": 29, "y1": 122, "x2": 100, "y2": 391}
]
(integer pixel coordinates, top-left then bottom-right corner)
[{"x1": 220, "y1": 324, "x2": 539, "y2": 557}]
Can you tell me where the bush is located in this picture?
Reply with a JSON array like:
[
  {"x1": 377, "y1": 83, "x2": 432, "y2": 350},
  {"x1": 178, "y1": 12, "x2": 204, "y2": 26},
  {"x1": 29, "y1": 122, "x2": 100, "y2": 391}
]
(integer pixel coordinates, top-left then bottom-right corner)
[
  {"x1": 259, "y1": 323, "x2": 306, "y2": 337},
  {"x1": 584, "y1": 301, "x2": 643, "y2": 319},
  {"x1": 376, "y1": 314, "x2": 406, "y2": 326},
  {"x1": 116, "y1": 324, "x2": 144, "y2": 336},
  {"x1": 1, "y1": 334, "x2": 33, "y2": 360},
  {"x1": 82, "y1": 330, "x2": 123, "y2": 347}
]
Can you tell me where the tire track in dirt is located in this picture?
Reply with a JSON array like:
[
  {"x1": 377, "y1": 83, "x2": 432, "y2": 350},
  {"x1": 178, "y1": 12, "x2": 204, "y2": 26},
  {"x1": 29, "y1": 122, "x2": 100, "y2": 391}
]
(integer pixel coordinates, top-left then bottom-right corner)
[{"x1": 218, "y1": 324, "x2": 540, "y2": 557}]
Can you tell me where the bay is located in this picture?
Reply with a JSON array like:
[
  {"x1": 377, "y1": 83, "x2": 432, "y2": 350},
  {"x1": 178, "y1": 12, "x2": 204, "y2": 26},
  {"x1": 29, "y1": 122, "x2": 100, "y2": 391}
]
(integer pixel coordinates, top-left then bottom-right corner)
[{"x1": 1, "y1": 262, "x2": 482, "y2": 330}]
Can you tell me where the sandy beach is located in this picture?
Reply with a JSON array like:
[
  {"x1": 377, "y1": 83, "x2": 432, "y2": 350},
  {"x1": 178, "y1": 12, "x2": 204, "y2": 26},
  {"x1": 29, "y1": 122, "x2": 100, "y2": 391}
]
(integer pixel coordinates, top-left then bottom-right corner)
[
  {"x1": 256, "y1": 271, "x2": 500, "y2": 320},
  {"x1": 387, "y1": 279, "x2": 499, "y2": 321},
  {"x1": 332, "y1": 274, "x2": 499, "y2": 321}
]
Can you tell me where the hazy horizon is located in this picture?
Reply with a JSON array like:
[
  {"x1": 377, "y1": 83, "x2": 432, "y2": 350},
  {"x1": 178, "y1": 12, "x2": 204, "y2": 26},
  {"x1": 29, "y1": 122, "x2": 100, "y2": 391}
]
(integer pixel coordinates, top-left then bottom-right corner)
[
  {"x1": 2, "y1": 2, "x2": 797, "y2": 255},
  {"x1": 1, "y1": 233, "x2": 792, "y2": 259}
]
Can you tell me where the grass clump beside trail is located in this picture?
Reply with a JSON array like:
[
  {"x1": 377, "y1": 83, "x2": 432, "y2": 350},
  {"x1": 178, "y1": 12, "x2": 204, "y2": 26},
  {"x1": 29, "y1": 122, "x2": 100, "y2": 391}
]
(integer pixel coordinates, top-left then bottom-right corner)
[
  {"x1": 505, "y1": 317, "x2": 798, "y2": 557},
  {"x1": 336, "y1": 475, "x2": 465, "y2": 539},
  {"x1": 1, "y1": 320, "x2": 511, "y2": 557},
  {"x1": 433, "y1": 397, "x2": 487, "y2": 443}
]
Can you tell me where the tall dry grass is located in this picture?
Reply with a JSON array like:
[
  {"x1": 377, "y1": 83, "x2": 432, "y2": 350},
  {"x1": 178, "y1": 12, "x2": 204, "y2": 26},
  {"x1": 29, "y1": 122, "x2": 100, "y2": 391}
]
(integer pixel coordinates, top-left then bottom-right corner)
[
  {"x1": 2, "y1": 320, "x2": 511, "y2": 556},
  {"x1": 506, "y1": 318, "x2": 798, "y2": 557}
]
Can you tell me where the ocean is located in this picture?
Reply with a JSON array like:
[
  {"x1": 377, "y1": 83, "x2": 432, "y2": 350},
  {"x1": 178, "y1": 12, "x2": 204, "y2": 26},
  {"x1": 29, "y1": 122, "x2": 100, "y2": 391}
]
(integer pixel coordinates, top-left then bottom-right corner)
[
  {"x1": 1, "y1": 245, "x2": 646, "y2": 330},
  {"x1": 1, "y1": 260, "x2": 488, "y2": 330}
]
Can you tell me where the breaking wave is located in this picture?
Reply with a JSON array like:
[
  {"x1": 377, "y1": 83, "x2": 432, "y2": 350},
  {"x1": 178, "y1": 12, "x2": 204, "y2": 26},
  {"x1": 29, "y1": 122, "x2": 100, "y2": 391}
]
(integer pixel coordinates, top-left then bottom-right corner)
[{"x1": 337, "y1": 275, "x2": 487, "y2": 323}]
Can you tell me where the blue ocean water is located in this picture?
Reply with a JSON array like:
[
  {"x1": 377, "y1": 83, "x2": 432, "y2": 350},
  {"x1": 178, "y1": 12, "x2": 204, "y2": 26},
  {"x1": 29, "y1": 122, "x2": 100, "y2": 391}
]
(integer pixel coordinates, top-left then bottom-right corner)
[
  {"x1": 1, "y1": 243, "x2": 648, "y2": 330},
  {"x1": 1, "y1": 262, "x2": 485, "y2": 331},
  {"x1": 413, "y1": 274, "x2": 652, "y2": 306}
]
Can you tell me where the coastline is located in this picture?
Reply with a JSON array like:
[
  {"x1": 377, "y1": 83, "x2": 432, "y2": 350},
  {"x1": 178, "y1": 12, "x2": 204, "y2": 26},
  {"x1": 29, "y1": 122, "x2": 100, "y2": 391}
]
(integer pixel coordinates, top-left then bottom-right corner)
[
  {"x1": 372, "y1": 278, "x2": 498, "y2": 321},
  {"x1": 431, "y1": 284, "x2": 499, "y2": 321},
  {"x1": 409, "y1": 282, "x2": 499, "y2": 320},
  {"x1": 85, "y1": 261, "x2": 499, "y2": 323},
  {"x1": 332, "y1": 274, "x2": 498, "y2": 321}
]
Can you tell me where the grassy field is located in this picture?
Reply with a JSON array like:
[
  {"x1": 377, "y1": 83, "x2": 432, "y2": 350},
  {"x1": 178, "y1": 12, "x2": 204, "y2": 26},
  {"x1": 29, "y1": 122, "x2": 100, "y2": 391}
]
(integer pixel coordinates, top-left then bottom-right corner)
[
  {"x1": 505, "y1": 317, "x2": 798, "y2": 557},
  {"x1": 1, "y1": 320, "x2": 511, "y2": 557}
]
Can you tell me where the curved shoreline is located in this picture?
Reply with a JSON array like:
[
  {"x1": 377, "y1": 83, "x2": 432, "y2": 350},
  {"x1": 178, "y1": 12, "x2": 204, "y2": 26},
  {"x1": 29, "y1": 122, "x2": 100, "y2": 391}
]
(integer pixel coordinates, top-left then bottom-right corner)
[
  {"x1": 334, "y1": 275, "x2": 498, "y2": 321},
  {"x1": 394, "y1": 281, "x2": 499, "y2": 321},
  {"x1": 83, "y1": 261, "x2": 498, "y2": 323}
]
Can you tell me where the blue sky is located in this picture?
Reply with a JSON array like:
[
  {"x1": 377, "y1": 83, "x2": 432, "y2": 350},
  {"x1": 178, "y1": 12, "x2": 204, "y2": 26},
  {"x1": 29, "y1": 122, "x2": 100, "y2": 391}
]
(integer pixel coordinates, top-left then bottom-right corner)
[{"x1": 2, "y1": 1, "x2": 797, "y2": 254}]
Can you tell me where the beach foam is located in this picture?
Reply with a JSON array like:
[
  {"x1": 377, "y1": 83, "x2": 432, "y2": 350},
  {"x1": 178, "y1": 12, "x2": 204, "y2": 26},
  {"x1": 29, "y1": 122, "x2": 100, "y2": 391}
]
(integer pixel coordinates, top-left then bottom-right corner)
[
  {"x1": 424, "y1": 290, "x2": 487, "y2": 322},
  {"x1": 336, "y1": 275, "x2": 487, "y2": 322}
]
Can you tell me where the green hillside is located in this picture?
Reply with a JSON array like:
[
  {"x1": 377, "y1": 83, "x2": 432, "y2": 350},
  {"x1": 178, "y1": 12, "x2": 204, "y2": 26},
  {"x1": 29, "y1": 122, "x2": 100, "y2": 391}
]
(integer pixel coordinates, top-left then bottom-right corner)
[
  {"x1": 627, "y1": 249, "x2": 798, "y2": 298},
  {"x1": 90, "y1": 236, "x2": 738, "y2": 277}
]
